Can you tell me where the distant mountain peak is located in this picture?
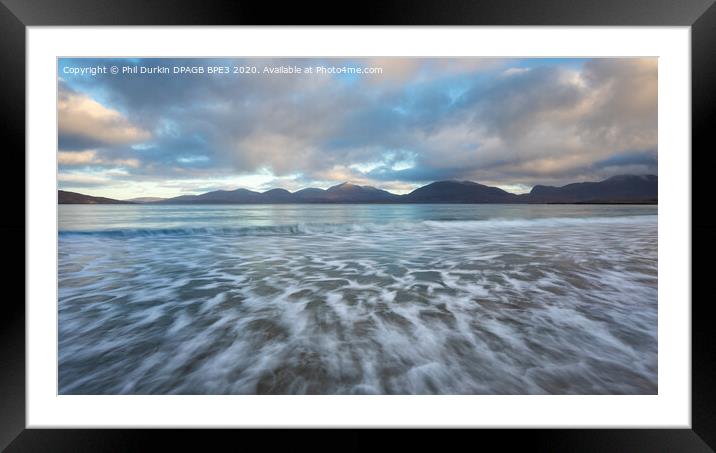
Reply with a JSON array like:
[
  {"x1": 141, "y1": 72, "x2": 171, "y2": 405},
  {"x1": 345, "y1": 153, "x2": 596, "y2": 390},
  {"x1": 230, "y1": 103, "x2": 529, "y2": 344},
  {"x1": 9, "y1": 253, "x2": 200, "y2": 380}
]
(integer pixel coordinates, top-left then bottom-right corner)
[
  {"x1": 405, "y1": 179, "x2": 514, "y2": 203},
  {"x1": 529, "y1": 174, "x2": 657, "y2": 203},
  {"x1": 329, "y1": 181, "x2": 360, "y2": 190}
]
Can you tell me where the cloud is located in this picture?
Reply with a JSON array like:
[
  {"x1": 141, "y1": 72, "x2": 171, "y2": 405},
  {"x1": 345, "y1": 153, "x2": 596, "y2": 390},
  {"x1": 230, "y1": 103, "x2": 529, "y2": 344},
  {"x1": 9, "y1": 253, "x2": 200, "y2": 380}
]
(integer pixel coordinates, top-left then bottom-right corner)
[
  {"x1": 58, "y1": 172, "x2": 113, "y2": 187},
  {"x1": 502, "y1": 67, "x2": 531, "y2": 77},
  {"x1": 362, "y1": 58, "x2": 505, "y2": 86},
  {"x1": 433, "y1": 57, "x2": 658, "y2": 186},
  {"x1": 57, "y1": 57, "x2": 657, "y2": 198},
  {"x1": 593, "y1": 149, "x2": 658, "y2": 169},
  {"x1": 58, "y1": 150, "x2": 98, "y2": 165},
  {"x1": 58, "y1": 150, "x2": 140, "y2": 168},
  {"x1": 58, "y1": 83, "x2": 150, "y2": 150}
]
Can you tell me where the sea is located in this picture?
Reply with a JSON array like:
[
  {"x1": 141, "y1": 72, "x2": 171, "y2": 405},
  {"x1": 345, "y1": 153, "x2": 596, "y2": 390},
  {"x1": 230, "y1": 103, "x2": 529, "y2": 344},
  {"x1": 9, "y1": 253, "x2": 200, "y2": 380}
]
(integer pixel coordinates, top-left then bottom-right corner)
[{"x1": 58, "y1": 203, "x2": 658, "y2": 394}]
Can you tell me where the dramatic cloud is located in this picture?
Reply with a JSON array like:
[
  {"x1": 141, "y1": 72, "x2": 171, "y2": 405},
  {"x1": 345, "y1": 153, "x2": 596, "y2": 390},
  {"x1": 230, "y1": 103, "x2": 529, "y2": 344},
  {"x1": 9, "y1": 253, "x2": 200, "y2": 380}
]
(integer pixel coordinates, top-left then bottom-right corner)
[
  {"x1": 57, "y1": 57, "x2": 657, "y2": 198},
  {"x1": 57, "y1": 150, "x2": 98, "y2": 165},
  {"x1": 58, "y1": 150, "x2": 140, "y2": 168},
  {"x1": 58, "y1": 83, "x2": 151, "y2": 151}
]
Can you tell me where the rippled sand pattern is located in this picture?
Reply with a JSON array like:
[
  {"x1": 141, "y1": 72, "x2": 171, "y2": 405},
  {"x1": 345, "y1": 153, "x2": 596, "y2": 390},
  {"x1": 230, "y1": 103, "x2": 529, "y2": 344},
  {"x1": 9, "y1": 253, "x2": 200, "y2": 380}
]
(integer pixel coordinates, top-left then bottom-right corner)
[{"x1": 59, "y1": 216, "x2": 657, "y2": 394}]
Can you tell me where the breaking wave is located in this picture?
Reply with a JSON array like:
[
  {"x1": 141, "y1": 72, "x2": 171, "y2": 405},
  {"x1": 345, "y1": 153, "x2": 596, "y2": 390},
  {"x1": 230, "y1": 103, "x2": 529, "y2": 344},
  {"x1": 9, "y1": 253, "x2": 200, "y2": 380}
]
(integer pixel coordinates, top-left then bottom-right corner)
[{"x1": 58, "y1": 215, "x2": 655, "y2": 238}]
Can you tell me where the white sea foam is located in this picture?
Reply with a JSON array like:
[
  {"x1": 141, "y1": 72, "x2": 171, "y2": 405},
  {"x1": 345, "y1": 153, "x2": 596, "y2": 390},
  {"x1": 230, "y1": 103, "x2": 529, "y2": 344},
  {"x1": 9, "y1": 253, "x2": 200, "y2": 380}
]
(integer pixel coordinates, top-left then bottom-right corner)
[{"x1": 58, "y1": 209, "x2": 657, "y2": 394}]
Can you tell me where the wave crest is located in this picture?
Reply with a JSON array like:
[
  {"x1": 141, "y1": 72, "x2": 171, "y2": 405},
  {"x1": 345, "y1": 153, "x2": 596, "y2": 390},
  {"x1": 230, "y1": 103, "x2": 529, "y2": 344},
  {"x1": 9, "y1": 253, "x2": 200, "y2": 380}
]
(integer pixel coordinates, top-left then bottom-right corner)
[{"x1": 58, "y1": 215, "x2": 656, "y2": 238}]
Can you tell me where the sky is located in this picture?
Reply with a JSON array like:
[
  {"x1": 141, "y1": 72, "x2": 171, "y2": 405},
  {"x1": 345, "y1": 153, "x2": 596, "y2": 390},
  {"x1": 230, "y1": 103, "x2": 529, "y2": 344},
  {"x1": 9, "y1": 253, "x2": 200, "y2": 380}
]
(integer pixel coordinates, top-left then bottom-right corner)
[{"x1": 57, "y1": 57, "x2": 657, "y2": 199}]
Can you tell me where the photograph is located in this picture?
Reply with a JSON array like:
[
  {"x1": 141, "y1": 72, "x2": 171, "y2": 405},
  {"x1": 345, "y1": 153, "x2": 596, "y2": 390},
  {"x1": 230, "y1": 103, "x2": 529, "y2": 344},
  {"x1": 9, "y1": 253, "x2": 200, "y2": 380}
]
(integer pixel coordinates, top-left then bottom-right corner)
[{"x1": 57, "y1": 56, "x2": 658, "y2": 395}]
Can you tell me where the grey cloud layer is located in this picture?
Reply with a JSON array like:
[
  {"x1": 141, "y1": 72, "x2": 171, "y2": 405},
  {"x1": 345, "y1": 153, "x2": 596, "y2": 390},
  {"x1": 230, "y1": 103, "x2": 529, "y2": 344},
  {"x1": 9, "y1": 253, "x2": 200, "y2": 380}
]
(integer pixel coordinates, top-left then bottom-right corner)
[{"x1": 58, "y1": 57, "x2": 657, "y2": 190}]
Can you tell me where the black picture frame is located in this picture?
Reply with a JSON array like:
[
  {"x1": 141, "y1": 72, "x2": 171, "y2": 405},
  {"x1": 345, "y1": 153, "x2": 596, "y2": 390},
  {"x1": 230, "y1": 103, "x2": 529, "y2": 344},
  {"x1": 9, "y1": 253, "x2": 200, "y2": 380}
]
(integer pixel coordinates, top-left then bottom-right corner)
[{"x1": 2, "y1": 0, "x2": 714, "y2": 450}]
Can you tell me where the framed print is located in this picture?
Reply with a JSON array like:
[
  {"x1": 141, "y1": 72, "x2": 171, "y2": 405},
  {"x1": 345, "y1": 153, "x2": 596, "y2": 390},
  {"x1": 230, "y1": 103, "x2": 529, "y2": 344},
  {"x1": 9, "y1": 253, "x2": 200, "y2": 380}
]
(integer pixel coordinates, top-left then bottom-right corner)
[{"x1": 3, "y1": 0, "x2": 715, "y2": 450}]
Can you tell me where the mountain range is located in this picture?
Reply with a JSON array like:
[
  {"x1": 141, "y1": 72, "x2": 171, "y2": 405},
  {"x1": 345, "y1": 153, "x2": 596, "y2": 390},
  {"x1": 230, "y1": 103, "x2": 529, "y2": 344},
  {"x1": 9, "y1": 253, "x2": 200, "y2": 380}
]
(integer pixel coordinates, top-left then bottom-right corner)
[{"x1": 58, "y1": 174, "x2": 657, "y2": 205}]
